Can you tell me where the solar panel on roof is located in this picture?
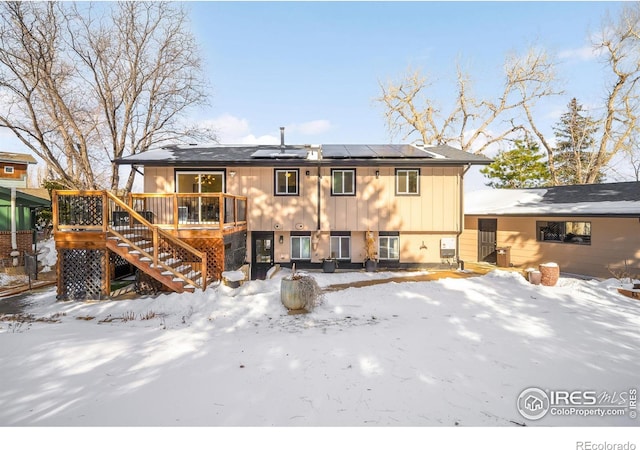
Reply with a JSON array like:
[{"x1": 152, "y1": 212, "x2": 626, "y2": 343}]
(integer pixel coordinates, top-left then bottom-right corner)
[
  {"x1": 368, "y1": 145, "x2": 405, "y2": 157},
  {"x1": 319, "y1": 145, "x2": 349, "y2": 158}
]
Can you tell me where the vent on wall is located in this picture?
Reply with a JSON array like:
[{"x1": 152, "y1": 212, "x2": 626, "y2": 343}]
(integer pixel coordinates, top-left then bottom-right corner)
[
  {"x1": 295, "y1": 223, "x2": 304, "y2": 230},
  {"x1": 274, "y1": 223, "x2": 282, "y2": 230}
]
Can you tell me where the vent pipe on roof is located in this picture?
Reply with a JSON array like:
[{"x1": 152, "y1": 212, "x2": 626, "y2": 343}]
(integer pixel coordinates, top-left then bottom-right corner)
[{"x1": 280, "y1": 127, "x2": 285, "y2": 151}]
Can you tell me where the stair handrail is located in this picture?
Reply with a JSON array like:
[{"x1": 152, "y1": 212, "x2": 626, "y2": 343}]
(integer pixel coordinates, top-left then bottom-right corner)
[{"x1": 106, "y1": 192, "x2": 208, "y2": 291}]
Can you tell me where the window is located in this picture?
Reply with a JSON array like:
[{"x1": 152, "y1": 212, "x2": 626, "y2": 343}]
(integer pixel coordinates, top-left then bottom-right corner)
[
  {"x1": 330, "y1": 234, "x2": 351, "y2": 260},
  {"x1": 176, "y1": 171, "x2": 224, "y2": 193},
  {"x1": 4, "y1": 166, "x2": 14, "y2": 174},
  {"x1": 291, "y1": 235, "x2": 311, "y2": 260},
  {"x1": 175, "y1": 171, "x2": 224, "y2": 224},
  {"x1": 537, "y1": 221, "x2": 591, "y2": 245},
  {"x1": 396, "y1": 169, "x2": 420, "y2": 195},
  {"x1": 379, "y1": 235, "x2": 400, "y2": 260},
  {"x1": 275, "y1": 169, "x2": 299, "y2": 195},
  {"x1": 331, "y1": 169, "x2": 355, "y2": 195}
]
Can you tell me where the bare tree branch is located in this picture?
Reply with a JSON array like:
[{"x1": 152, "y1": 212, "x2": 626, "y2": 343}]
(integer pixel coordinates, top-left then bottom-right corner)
[{"x1": 0, "y1": 1, "x2": 215, "y2": 192}]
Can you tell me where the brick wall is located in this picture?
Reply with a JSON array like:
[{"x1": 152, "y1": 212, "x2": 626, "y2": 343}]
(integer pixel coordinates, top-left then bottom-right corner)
[{"x1": 0, "y1": 230, "x2": 34, "y2": 261}]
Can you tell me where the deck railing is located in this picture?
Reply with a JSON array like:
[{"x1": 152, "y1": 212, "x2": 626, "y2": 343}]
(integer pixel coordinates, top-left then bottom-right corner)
[
  {"x1": 127, "y1": 193, "x2": 248, "y2": 231},
  {"x1": 52, "y1": 190, "x2": 248, "y2": 232}
]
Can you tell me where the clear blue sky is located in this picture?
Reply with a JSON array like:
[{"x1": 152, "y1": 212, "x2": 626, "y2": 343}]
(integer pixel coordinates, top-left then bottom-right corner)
[{"x1": 187, "y1": 1, "x2": 624, "y2": 147}]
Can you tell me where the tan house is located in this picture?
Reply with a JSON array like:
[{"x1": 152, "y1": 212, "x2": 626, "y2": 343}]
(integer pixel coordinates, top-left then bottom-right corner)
[
  {"x1": 460, "y1": 182, "x2": 640, "y2": 278},
  {"x1": 0, "y1": 151, "x2": 37, "y2": 189},
  {"x1": 52, "y1": 137, "x2": 489, "y2": 300}
]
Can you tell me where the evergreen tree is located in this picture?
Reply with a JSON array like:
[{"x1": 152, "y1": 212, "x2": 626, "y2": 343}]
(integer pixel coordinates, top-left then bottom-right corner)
[
  {"x1": 480, "y1": 140, "x2": 551, "y2": 188},
  {"x1": 552, "y1": 98, "x2": 603, "y2": 185}
]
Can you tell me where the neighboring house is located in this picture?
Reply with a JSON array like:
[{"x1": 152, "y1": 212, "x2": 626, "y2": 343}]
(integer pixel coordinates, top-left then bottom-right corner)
[
  {"x1": 115, "y1": 140, "x2": 490, "y2": 279},
  {"x1": 460, "y1": 181, "x2": 640, "y2": 278},
  {"x1": 0, "y1": 187, "x2": 50, "y2": 268},
  {"x1": 0, "y1": 152, "x2": 37, "y2": 189},
  {"x1": 50, "y1": 136, "x2": 491, "y2": 300}
]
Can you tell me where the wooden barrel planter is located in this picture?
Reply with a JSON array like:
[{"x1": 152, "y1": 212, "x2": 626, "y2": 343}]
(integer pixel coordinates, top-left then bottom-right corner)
[
  {"x1": 539, "y1": 263, "x2": 559, "y2": 286},
  {"x1": 281, "y1": 278, "x2": 306, "y2": 311}
]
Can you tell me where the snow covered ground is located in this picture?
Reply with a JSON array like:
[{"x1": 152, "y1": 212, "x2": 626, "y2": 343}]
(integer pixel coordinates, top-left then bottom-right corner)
[{"x1": 1, "y1": 267, "x2": 639, "y2": 432}]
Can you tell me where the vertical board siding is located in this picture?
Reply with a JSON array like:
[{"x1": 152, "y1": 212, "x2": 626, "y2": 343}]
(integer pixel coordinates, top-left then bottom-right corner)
[{"x1": 461, "y1": 215, "x2": 640, "y2": 278}]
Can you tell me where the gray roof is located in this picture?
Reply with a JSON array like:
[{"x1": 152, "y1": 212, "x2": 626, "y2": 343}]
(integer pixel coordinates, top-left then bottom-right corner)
[
  {"x1": 115, "y1": 143, "x2": 492, "y2": 167},
  {"x1": 0, "y1": 152, "x2": 37, "y2": 165},
  {"x1": 535, "y1": 181, "x2": 640, "y2": 203},
  {"x1": 465, "y1": 181, "x2": 640, "y2": 217}
]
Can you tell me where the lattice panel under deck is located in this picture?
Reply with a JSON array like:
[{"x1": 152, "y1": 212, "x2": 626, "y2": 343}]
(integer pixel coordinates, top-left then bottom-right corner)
[
  {"x1": 59, "y1": 249, "x2": 106, "y2": 301},
  {"x1": 183, "y1": 238, "x2": 225, "y2": 282}
]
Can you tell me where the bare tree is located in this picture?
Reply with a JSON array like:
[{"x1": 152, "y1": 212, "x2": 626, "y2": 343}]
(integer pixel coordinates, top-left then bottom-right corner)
[
  {"x1": 377, "y1": 48, "x2": 559, "y2": 155},
  {"x1": 589, "y1": 3, "x2": 640, "y2": 184},
  {"x1": 527, "y1": 3, "x2": 640, "y2": 186},
  {"x1": 0, "y1": 1, "x2": 214, "y2": 192}
]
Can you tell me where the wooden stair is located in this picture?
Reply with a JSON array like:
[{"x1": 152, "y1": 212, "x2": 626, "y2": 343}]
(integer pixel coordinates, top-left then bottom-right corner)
[{"x1": 106, "y1": 231, "x2": 199, "y2": 294}]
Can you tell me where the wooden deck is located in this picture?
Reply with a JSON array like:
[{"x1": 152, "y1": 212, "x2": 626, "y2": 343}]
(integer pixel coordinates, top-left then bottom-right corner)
[{"x1": 53, "y1": 190, "x2": 248, "y2": 300}]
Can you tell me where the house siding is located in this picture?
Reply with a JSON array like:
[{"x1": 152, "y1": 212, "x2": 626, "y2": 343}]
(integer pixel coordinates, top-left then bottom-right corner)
[
  {"x1": 461, "y1": 215, "x2": 640, "y2": 278},
  {"x1": 143, "y1": 164, "x2": 464, "y2": 265},
  {"x1": 0, "y1": 162, "x2": 29, "y2": 188}
]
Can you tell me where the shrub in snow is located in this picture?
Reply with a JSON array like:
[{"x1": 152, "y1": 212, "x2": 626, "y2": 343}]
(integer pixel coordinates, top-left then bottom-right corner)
[{"x1": 281, "y1": 265, "x2": 324, "y2": 312}]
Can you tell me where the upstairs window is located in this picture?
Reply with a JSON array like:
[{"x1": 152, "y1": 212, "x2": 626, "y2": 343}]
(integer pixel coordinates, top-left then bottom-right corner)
[
  {"x1": 537, "y1": 221, "x2": 591, "y2": 245},
  {"x1": 176, "y1": 171, "x2": 224, "y2": 193},
  {"x1": 4, "y1": 166, "x2": 14, "y2": 174},
  {"x1": 275, "y1": 169, "x2": 299, "y2": 196},
  {"x1": 331, "y1": 169, "x2": 355, "y2": 196},
  {"x1": 396, "y1": 169, "x2": 420, "y2": 195}
]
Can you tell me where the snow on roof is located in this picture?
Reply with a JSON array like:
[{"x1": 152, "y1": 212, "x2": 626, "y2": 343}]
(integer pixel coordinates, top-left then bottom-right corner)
[{"x1": 466, "y1": 182, "x2": 640, "y2": 216}]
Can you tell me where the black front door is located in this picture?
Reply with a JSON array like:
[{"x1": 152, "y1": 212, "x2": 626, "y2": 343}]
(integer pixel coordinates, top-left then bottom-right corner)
[
  {"x1": 251, "y1": 231, "x2": 274, "y2": 280},
  {"x1": 478, "y1": 218, "x2": 497, "y2": 263}
]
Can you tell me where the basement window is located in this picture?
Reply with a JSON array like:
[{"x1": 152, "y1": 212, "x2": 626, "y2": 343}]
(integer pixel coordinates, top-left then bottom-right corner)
[
  {"x1": 291, "y1": 235, "x2": 311, "y2": 260},
  {"x1": 537, "y1": 221, "x2": 591, "y2": 245},
  {"x1": 379, "y1": 233, "x2": 400, "y2": 260},
  {"x1": 330, "y1": 233, "x2": 351, "y2": 260}
]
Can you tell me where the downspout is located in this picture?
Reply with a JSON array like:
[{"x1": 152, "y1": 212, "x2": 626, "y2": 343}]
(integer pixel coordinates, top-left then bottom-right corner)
[
  {"x1": 456, "y1": 165, "x2": 471, "y2": 270},
  {"x1": 316, "y1": 165, "x2": 321, "y2": 231},
  {"x1": 10, "y1": 187, "x2": 19, "y2": 266}
]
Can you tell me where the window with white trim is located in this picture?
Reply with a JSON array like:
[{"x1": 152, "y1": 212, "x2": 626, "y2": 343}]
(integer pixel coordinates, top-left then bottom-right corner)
[
  {"x1": 379, "y1": 235, "x2": 400, "y2": 260},
  {"x1": 291, "y1": 235, "x2": 311, "y2": 259},
  {"x1": 330, "y1": 234, "x2": 351, "y2": 260},
  {"x1": 4, "y1": 166, "x2": 14, "y2": 174},
  {"x1": 331, "y1": 169, "x2": 355, "y2": 195},
  {"x1": 275, "y1": 169, "x2": 299, "y2": 195},
  {"x1": 396, "y1": 169, "x2": 420, "y2": 195}
]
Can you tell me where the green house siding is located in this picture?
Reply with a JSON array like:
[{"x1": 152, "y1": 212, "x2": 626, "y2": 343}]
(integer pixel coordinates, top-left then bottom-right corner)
[{"x1": 0, "y1": 204, "x2": 33, "y2": 231}]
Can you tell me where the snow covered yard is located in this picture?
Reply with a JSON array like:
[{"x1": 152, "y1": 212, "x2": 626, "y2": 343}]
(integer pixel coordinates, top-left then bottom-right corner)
[{"x1": 0, "y1": 269, "x2": 639, "y2": 427}]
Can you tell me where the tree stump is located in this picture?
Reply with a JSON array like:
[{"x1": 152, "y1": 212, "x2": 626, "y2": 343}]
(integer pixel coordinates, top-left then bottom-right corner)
[{"x1": 539, "y1": 263, "x2": 559, "y2": 286}]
